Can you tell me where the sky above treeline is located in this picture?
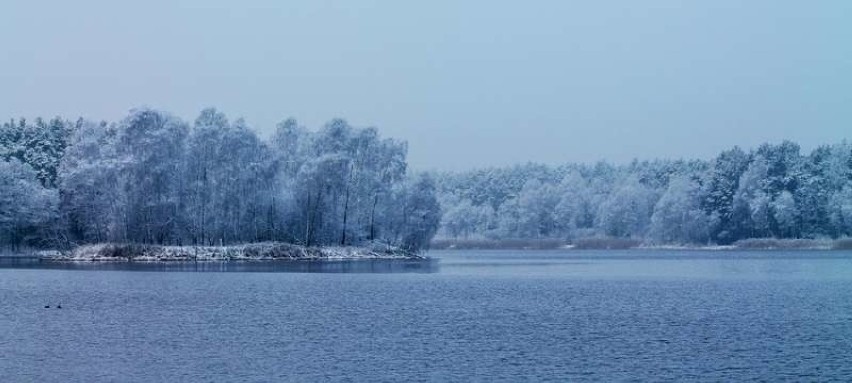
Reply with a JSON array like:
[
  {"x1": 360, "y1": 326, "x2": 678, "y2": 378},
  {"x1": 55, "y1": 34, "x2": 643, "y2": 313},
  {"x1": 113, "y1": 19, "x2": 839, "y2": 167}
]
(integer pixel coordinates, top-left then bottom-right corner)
[{"x1": 1, "y1": 0, "x2": 849, "y2": 170}]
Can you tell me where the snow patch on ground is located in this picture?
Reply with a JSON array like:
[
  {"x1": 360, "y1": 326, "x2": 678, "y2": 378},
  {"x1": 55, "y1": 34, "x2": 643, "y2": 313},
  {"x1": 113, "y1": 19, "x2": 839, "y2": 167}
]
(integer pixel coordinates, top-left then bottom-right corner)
[{"x1": 49, "y1": 242, "x2": 421, "y2": 262}]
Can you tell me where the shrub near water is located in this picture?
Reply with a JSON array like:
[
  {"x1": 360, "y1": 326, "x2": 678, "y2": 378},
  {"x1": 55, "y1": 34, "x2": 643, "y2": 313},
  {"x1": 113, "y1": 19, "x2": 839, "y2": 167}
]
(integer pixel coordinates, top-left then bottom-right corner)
[
  {"x1": 571, "y1": 237, "x2": 641, "y2": 250},
  {"x1": 430, "y1": 237, "x2": 644, "y2": 250},
  {"x1": 430, "y1": 238, "x2": 566, "y2": 250},
  {"x1": 833, "y1": 238, "x2": 852, "y2": 250},
  {"x1": 732, "y1": 238, "x2": 831, "y2": 250}
]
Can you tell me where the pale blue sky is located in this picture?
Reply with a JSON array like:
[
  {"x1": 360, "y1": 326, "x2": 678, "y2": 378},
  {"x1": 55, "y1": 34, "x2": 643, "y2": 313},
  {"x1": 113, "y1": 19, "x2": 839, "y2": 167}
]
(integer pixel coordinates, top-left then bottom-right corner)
[{"x1": 1, "y1": 0, "x2": 849, "y2": 170}]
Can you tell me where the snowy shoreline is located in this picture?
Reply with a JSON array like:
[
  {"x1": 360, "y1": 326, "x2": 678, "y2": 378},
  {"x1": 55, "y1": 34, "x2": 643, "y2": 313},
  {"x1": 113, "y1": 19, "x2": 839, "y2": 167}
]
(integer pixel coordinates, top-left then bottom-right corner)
[
  {"x1": 431, "y1": 237, "x2": 852, "y2": 251},
  {"x1": 42, "y1": 242, "x2": 424, "y2": 262}
]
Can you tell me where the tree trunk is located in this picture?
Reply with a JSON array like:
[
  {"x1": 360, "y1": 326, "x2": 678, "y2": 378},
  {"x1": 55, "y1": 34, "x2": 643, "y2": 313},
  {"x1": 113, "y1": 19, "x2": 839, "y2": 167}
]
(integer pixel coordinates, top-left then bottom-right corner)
[
  {"x1": 369, "y1": 194, "x2": 379, "y2": 241},
  {"x1": 304, "y1": 193, "x2": 312, "y2": 246},
  {"x1": 341, "y1": 182, "x2": 351, "y2": 246}
]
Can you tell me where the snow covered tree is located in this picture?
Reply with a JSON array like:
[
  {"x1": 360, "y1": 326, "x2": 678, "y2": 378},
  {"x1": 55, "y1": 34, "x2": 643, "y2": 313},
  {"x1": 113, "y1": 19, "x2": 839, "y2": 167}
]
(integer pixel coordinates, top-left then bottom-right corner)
[
  {"x1": 749, "y1": 191, "x2": 773, "y2": 238},
  {"x1": 650, "y1": 175, "x2": 714, "y2": 244},
  {"x1": 596, "y1": 176, "x2": 656, "y2": 238},
  {"x1": 183, "y1": 108, "x2": 230, "y2": 245},
  {"x1": 281, "y1": 119, "x2": 411, "y2": 247},
  {"x1": 58, "y1": 121, "x2": 123, "y2": 243},
  {"x1": 730, "y1": 157, "x2": 769, "y2": 240},
  {"x1": 116, "y1": 109, "x2": 188, "y2": 244},
  {"x1": 396, "y1": 174, "x2": 441, "y2": 251},
  {"x1": 828, "y1": 182, "x2": 852, "y2": 236},
  {"x1": 0, "y1": 119, "x2": 28, "y2": 165},
  {"x1": 795, "y1": 143, "x2": 850, "y2": 237},
  {"x1": 702, "y1": 146, "x2": 750, "y2": 243},
  {"x1": 0, "y1": 159, "x2": 58, "y2": 248},
  {"x1": 755, "y1": 141, "x2": 801, "y2": 197},
  {"x1": 0, "y1": 117, "x2": 76, "y2": 188},
  {"x1": 554, "y1": 170, "x2": 594, "y2": 236},
  {"x1": 772, "y1": 190, "x2": 799, "y2": 238},
  {"x1": 439, "y1": 197, "x2": 492, "y2": 239},
  {"x1": 514, "y1": 179, "x2": 559, "y2": 238},
  {"x1": 1, "y1": 108, "x2": 441, "y2": 250},
  {"x1": 5, "y1": 106, "x2": 850, "y2": 250}
]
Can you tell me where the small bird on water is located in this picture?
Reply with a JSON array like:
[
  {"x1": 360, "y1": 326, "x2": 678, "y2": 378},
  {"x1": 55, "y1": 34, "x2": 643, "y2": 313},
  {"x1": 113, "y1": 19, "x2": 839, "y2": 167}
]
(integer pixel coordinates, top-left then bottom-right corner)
[
  {"x1": 57, "y1": 304, "x2": 62, "y2": 309},
  {"x1": 44, "y1": 305, "x2": 50, "y2": 308}
]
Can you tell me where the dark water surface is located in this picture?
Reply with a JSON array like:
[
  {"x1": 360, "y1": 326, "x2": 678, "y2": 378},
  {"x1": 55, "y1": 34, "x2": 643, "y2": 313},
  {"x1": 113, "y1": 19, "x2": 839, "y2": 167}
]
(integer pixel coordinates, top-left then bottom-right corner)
[{"x1": 2, "y1": 250, "x2": 852, "y2": 382}]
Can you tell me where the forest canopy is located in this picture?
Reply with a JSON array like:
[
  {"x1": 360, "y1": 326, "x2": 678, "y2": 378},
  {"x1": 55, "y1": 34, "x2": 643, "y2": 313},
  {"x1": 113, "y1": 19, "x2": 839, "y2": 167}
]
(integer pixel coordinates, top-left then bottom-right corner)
[
  {"x1": 0, "y1": 108, "x2": 440, "y2": 252},
  {"x1": 1, "y1": 108, "x2": 850, "y2": 251},
  {"x1": 434, "y1": 141, "x2": 852, "y2": 245}
]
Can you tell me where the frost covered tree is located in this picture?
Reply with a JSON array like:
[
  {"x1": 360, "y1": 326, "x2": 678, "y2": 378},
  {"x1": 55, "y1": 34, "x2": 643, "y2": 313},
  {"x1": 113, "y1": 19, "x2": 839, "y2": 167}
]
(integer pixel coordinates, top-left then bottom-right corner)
[
  {"x1": 440, "y1": 197, "x2": 493, "y2": 239},
  {"x1": 0, "y1": 119, "x2": 29, "y2": 167},
  {"x1": 730, "y1": 157, "x2": 769, "y2": 239},
  {"x1": 431, "y1": 141, "x2": 852, "y2": 245},
  {"x1": 282, "y1": 119, "x2": 410, "y2": 247},
  {"x1": 4, "y1": 107, "x2": 851, "y2": 250},
  {"x1": 116, "y1": 109, "x2": 189, "y2": 244},
  {"x1": 829, "y1": 182, "x2": 852, "y2": 236},
  {"x1": 650, "y1": 176, "x2": 714, "y2": 244},
  {"x1": 395, "y1": 174, "x2": 442, "y2": 251},
  {"x1": 0, "y1": 159, "x2": 58, "y2": 248},
  {"x1": 208, "y1": 117, "x2": 274, "y2": 244},
  {"x1": 596, "y1": 176, "x2": 656, "y2": 238},
  {"x1": 2, "y1": 108, "x2": 442, "y2": 251},
  {"x1": 553, "y1": 170, "x2": 594, "y2": 236},
  {"x1": 58, "y1": 121, "x2": 123, "y2": 243},
  {"x1": 514, "y1": 180, "x2": 559, "y2": 238},
  {"x1": 0, "y1": 117, "x2": 76, "y2": 188},
  {"x1": 183, "y1": 107, "x2": 230, "y2": 245},
  {"x1": 749, "y1": 191, "x2": 773, "y2": 238},
  {"x1": 702, "y1": 146, "x2": 750, "y2": 243},
  {"x1": 796, "y1": 143, "x2": 850, "y2": 237},
  {"x1": 772, "y1": 191, "x2": 799, "y2": 238},
  {"x1": 755, "y1": 141, "x2": 801, "y2": 197}
]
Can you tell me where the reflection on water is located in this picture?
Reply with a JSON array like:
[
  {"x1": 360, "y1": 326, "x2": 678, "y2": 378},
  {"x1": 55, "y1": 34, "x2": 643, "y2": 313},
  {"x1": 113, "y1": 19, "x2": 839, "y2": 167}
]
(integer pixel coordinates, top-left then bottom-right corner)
[{"x1": 0, "y1": 256, "x2": 438, "y2": 273}]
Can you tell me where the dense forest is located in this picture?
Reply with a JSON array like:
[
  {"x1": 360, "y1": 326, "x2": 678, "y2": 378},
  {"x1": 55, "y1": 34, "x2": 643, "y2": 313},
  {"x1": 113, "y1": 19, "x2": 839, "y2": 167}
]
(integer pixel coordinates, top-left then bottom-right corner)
[
  {"x1": 0, "y1": 109, "x2": 441, "y2": 251},
  {"x1": 434, "y1": 141, "x2": 852, "y2": 245},
  {"x1": 2, "y1": 109, "x2": 850, "y2": 251}
]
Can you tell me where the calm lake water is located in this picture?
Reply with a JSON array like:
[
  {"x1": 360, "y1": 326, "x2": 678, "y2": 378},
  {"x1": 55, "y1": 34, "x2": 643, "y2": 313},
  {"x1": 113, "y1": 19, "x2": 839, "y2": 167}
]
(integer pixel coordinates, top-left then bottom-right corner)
[{"x1": 2, "y1": 250, "x2": 852, "y2": 382}]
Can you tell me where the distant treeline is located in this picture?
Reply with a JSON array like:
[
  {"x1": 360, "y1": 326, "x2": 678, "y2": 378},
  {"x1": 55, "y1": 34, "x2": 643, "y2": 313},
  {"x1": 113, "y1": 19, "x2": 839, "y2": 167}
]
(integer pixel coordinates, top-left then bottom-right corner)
[
  {"x1": 0, "y1": 109, "x2": 441, "y2": 251},
  {"x1": 433, "y1": 140, "x2": 852, "y2": 245}
]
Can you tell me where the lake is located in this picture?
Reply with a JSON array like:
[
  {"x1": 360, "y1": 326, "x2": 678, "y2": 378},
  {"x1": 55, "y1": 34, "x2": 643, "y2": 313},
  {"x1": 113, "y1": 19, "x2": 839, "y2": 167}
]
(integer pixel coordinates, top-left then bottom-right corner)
[{"x1": 1, "y1": 250, "x2": 851, "y2": 382}]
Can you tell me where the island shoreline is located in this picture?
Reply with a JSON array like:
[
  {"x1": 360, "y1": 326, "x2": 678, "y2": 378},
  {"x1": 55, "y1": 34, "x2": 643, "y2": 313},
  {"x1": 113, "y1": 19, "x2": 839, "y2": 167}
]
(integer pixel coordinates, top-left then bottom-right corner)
[{"x1": 37, "y1": 242, "x2": 426, "y2": 262}]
